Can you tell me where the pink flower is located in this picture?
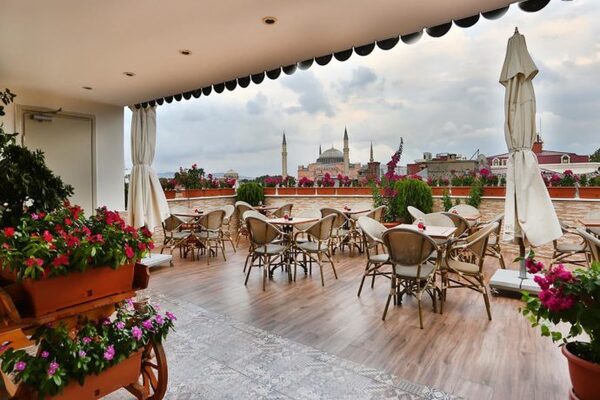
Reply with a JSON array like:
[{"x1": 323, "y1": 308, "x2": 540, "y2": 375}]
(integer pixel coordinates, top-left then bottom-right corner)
[
  {"x1": 131, "y1": 326, "x2": 143, "y2": 341},
  {"x1": 103, "y1": 345, "x2": 115, "y2": 361},
  {"x1": 78, "y1": 350, "x2": 87, "y2": 357},
  {"x1": 124, "y1": 245, "x2": 135, "y2": 259},
  {"x1": 155, "y1": 315, "x2": 164, "y2": 325},
  {"x1": 115, "y1": 321, "x2": 125, "y2": 330},
  {"x1": 82, "y1": 337, "x2": 92, "y2": 344},
  {"x1": 40, "y1": 351, "x2": 50, "y2": 359},
  {"x1": 142, "y1": 319, "x2": 154, "y2": 331},
  {"x1": 47, "y1": 361, "x2": 59, "y2": 376},
  {"x1": 166, "y1": 311, "x2": 177, "y2": 321},
  {"x1": 525, "y1": 257, "x2": 544, "y2": 274},
  {"x1": 14, "y1": 361, "x2": 27, "y2": 372}
]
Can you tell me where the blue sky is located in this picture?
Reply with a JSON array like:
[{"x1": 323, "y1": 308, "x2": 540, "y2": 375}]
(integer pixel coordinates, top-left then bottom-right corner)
[{"x1": 125, "y1": 0, "x2": 600, "y2": 177}]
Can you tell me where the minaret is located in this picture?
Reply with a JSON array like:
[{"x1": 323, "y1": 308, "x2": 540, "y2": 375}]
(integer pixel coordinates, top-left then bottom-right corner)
[
  {"x1": 369, "y1": 142, "x2": 374, "y2": 163},
  {"x1": 343, "y1": 127, "x2": 349, "y2": 175},
  {"x1": 281, "y1": 131, "x2": 288, "y2": 178},
  {"x1": 319, "y1": 144, "x2": 322, "y2": 156}
]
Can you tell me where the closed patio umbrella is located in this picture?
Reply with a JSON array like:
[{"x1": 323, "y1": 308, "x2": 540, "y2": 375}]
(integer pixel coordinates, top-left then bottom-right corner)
[
  {"x1": 127, "y1": 106, "x2": 170, "y2": 231},
  {"x1": 499, "y1": 28, "x2": 561, "y2": 277}
]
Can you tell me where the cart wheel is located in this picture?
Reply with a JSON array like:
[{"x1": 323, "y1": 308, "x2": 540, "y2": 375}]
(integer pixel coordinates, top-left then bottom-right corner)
[{"x1": 126, "y1": 340, "x2": 168, "y2": 400}]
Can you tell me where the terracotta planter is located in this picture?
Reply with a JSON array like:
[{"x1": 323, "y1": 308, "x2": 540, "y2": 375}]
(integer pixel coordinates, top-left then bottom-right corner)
[
  {"x1": 220, "y1": 188, "x2": 235, "y2": 196},
  {"x1": 383, "y1": 221, "x2": 402, "y2": 229},
  {"x1": 263, "y1": 187, "x2": 277, "y2": 195},
  {"x1": 430, "y1": 187, "x2": 449, "y2": 196},
  {"x1": 451, "y1": 186, "x2": 470, "y2": 196},
  {"x1": 49, "y1": 350, "x2": 142, "y2": 399},
  {"x1": 562, "y1": 343, "x2": 600, "y2": 400},
  {"x1": 296, "y1": 187, "x2": 316, "y2": 195},
  {"x1": 278, "y1": 187, "x2": 296, "y2": 195},
  {"x1": 0, "y1": 264, "x2": 134, "y2": 317},
  {"x1": 336, "y1": 187, "x2": 372, "y2": 196},
  {"x1": 483, "y1": 186, "x2": 506, "y2": 197},
  {"x1": 163, "y1": 190, "x2": 176, "y2": 199},
  {"x1": 316, "y1": 187, "x2": 336, "y2": 195},
  {"x1": 203, "y1": 189, "x2": 221, "y2": 197},
  {"x1": 579, "y1": 187, "x2": 600, "y2": 200},
  {"x1": 548, "y1": 187, "x2": 576, "y2": 199},
  {"x1": 185, "y1": 189, "x2": 204, "y2": 198}
]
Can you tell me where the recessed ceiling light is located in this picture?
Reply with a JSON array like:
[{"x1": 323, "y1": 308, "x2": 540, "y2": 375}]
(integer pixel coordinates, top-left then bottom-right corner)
[
  {"x1": 123, "y1": 72, "x2": 136, "y2": 77},
  {"x1": 82, "y1": 86, "x2": 93, "y2": 90},
  {"x1": 179, "y1": 49, "x2": 192, "y2": 56},
  {"x1": 262, "y1": 16, "x2": 277, "y2": 25}
]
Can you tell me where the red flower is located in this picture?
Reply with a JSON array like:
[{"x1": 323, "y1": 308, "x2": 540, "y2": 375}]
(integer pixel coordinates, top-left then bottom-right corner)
[
  {"x1": 64, "y1": 217, "x2": 73, "y2": 226},
  {"x1": 42, "y1": 230, "x2": 53, "y2": 243},
  {"x1": 137, "y1": 242, "x2": 147, "y2": 251},
  {"x1": 3, "y1": 227, "x2": 15, "y2": 238},
  {"x1": 25, "y1": 257, "x2": 44, "y2": 268},
  {"x1": 52, "y1": 254, "x2": 69, "y2": 268},
  {"x1": 66, "y1": 235, "x2": 80, "y2": 248},
  {"x1": 124, "y1": 245, "x2": 135, "y2": 259}
]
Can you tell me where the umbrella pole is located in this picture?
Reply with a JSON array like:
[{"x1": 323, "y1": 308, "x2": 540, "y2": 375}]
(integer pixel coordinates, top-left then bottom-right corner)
[{"x1": 518, "y1": 237, "x2": 527, "y2": 279}]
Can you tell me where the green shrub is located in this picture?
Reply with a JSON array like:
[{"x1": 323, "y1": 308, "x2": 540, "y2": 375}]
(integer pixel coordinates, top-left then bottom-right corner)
[
  {"x1": 393, "y1": 179, "x2": 433, "y2": 222},
  {"x1": 236, "y1": 182, "x2": 264, "y2": 206},
  {"x1": 442, "y1": 190, "x2": 453, "y2": 211},
  {"x1": 467, "y1": 181, "x2": 484, "y2": 208}
]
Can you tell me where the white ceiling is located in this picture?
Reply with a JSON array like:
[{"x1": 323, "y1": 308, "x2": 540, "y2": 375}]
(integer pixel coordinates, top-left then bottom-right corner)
[{"x1": 0, "y1": 0, "x2": 517, "y2": 106}]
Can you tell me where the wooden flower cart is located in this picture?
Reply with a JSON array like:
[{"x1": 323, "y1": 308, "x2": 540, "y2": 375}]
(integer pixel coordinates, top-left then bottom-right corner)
[{"x1": 0, "y1": 263, "x2": 168, "y2": 399}]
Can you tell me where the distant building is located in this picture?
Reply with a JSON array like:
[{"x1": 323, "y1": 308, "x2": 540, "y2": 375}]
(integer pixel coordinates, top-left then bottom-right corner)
[
  {"x1": 407, "y1": 152, "x2": 481, "y2": 178},
  {"x1": 223, "y1": 169, "x2": 239, "y2": 180},
  {"x1": 487, "y1": 135, "x2": 597, "y2": 175}
]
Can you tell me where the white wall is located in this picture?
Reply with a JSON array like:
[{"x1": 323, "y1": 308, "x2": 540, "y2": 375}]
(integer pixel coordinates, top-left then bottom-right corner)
[{"x1": 1, "y1": 87, "x2": 125, "y2": 211}]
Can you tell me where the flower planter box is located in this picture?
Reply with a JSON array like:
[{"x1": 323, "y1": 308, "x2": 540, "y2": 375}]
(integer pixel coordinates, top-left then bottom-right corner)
[
  {"x1": 579, "y1": 187, "x2": 600, "y2": 200},
  {"x1": 278, "y1": 187, "x2": 297, "y2": 195},
  {"x1": 204, "y1": 189, "x2": 222, "y2": 197},
  {"x1": 450, "y1": 186, "x2": 471, "y2": 196},
  {"x1": 483, "y1": 187, "x2": 506, "y2": 197},
  {"x1": 562, "y1": 343, "x2": 600, "y2": 400},
  {"x1": 316, "y1": 187, "x2": 336, "y2": 195},
  {"x1": 263, "y1": 187, "x2": 277, "y2": 195},
  {"x1": 296, "y1": 188, "x2": 316, "y2": 195},
  {"x1": 50, "y1": 349, "x2": 142, "y2": 399},
  {"x1": 336, "y1": 187, "x2": 372, "y2": 196},
  {"x1": 219, "y1": 188, "x2": 235, "y2": 196},
  {"x1": 163, "y1": 190, "x2": 176, "y2": 200},
  {"x1": 547, "y1": 187, "x2": 576, "y2": 199},
  {"x1": 0, "y1": 264, "x2": 134, "y2": 317},
  {"x1": 430, "y1": 187, "x2": 449, "y2": 196},
  {"x1": 185, "y1": 189, "x2": 204, "y2": 198}
]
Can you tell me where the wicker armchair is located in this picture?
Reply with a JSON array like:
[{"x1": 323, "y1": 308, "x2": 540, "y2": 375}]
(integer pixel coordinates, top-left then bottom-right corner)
[
  {"x1": 550, "y1": 221, "x2": 589, "y2": 267},
  {"x1": 196, "y1": 209, "x2": 226, "y2": 265},
  {"x1": 272, "y1": 203, "x2": 293, "y2": 218},
  {"x1": 220, "y1": 205, "x2": 236, "y2": 253},
  {"x1": 577, "y1": 228, "x2": 599, "y2": 264},
  {"x1": 320, "y1": 208, "x2": 352, "y2": 256},
  {"x1": 482, "y1": 214, "x2": 506, "y2": 269},
  {"x1": 234, "y1": 201, "x2": 255, "y2": 245},
  {"x1": 160, "y1": 214, "x2": 193, "y2": 258},
  {"x1": 294, "y1": 214, "x2": 337, "y2": 286},
  {"x1": 357, "y1": 216, "x2": 390, "y2": 296}
]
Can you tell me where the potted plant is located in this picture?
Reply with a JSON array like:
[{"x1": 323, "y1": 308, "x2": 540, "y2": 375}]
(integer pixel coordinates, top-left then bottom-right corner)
[
  {"x1": 479, "y1": 168, "x2": 506, "y2": 197},
  {"x1": 547, "y1": 171, "x2": 577, "y2": 199},
  {"x1": 0, "y1": 204, "x2": 154, "y2": 316},
  {"x1": 296, "y1": 177, "x2": 315, "y2": 195},
  {"x1": 316, "y1": 173, "x2": 336, "y2": 195},
  {"x1": 174, "y1": 164, "x2": 204, "y2": 198},
  {"x1": 236, "y1": 182, "x2": 265, "y2": 206},
  {"x1": 159, "y1": 177, "x2": 177, "y2": 199},
  {"x1": 219, "y1": 177, "x2": 236, "y2": 196},
  {"x1": 521, "y1": 253, "x2": 600, "y2": 400},
  {"x1": 0, "y1": 300, "x2": 175, "y2": 399},
  {"x1": 450, "y1": 174, "x2": 474, "y2": 197},
  {"x1": 202, "y1": 174, "x2": 222, "y2": 196},
  {"x1": 579, "y1": 175, "x2": 600, "y2": 200},
  {"x1": 263, "y1": 176, "x2": 281, "y2": 195}
]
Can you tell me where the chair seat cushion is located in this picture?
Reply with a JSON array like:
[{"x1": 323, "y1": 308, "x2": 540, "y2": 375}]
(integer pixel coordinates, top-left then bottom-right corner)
[
  {"x1": 393, "y1": 263, "x2": 435, "y2": 279},
  {"x1": 369, "y1": 253, "x2": 389, "y2": 263},
  {"x1": 197, "y1": 231, "x2": 219, "y2": 240},
  {"x1": 171, "y1": 231, "x2": 191, "y2": 240},
  {"x1": 444, "y1": 259, "x2": 479, "y2": 274},
  {"x1": 556, "y1": 242, "x2": 586, "y2": 252},
  {"x1": 254, "y1": 244, "x2": 287, "y2": 255},
  {"x1": 297, "y1": 241, "x2": 328, "y2": 253}
]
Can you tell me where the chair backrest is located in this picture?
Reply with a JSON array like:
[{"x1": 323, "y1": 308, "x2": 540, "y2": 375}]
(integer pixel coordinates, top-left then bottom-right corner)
[
  {"x1": 273, "y1": 203, "x2": 293, "y2": 218},
  {"x1": 169, "y1": 206, "x2": 195, "y2": 223},
  {"x1": 449, "y1": 204, "x2": 480, "y2": 218},
  {"x1": 320, "y1": 207, "x2": 348, "y2": 229},
  {"x1": 243, "y1": 210, "x2": 268, "y2": 221},
  {"x1": 295, "y1": 209, "x2": 322, "y2": 231},
  {"x1": 305, "y1": 214, "x2": 336, "y2": 241},
  {"x1": 382, "y1": 228, "x2": 438, "y2": 269},
  {"x1": 464, "y1": 222, "x2": 498, "y2": 262},
  {"x1": 488, "y1": 213, "x2": 504, "y2": 235},
  {"x1": 246, "y1": 217, "x2": 281, "y2": 247},
  {"x1": 235, "y1": 201, "x2": 255, "y2": 221},
  {"x1": 577, "y1": 228, "x2": 599, "y2": 263},
  {"x1": 365, "y1": 205, "x2": 387, "y2": 222},
  {"x1": 407, "y1": 206, "x2": 426, "y2": 222},
  {"x1": 413, "y1": 212, "x2": 454, "y2": 228},
  {"x1": 220, "y1": 205, "x2": 235, "y2": 224},
  {"x1": 162, "y1": 214, "x2": 184, "y2": 233},
  {"x1": 585, "y1": 211, "x2": 600, "y2": 236},
  {"x1": 358, "y1": 216, "x2": 387, "y2": 245},
  {"x1": 198, "y1": 209, "x2": 225, "y2": 230},
  {"x1": 442, "y1": 212, "x2": 470, "y2": 237}
]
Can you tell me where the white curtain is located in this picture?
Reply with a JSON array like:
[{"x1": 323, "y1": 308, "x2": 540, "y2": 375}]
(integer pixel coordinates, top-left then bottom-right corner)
[
  {"x1": 500, "y1": 30, "x2": 561, "y2": 247},
  {"x1": 127, "y1": 106, "x2": 170, "y2": 231}
]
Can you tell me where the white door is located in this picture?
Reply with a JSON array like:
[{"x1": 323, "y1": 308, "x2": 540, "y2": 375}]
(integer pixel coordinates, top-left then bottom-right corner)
[{"x1": 22, "y1": 113, "x2": 95, "y2": 213}]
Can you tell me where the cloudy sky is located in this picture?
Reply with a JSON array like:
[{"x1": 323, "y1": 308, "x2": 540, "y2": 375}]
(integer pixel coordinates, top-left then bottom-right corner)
[{"x1": 125, "y1": 0, "x2": 599, "y2": 177}]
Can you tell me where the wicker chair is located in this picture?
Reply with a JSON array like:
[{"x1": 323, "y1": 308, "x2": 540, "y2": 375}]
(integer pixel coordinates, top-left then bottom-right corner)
[
  {"x1": 294, "y1": 214, "x2": 337, "y2": 286},
  {"x1": 577, "y1": 228, "x2": 599, "y2": 263},
  {"x1": 220, "y1": 205, "x2": 236, "y2": 253},
  {"x1": 320, "y1": 208, "x2": 352, "y2": 256},
  {"x1": 357, "y1": 216, "x2": 390, "y2": 296},
  {"x1": 441, "y1": 222, "x2": 498, "y2": 321},
  {"x1": 196, "y1": 209, "x2": 226, "y2": 265},
  {"x1": 483, "y1": 214, "x2": 506, "y2": 269},
  {"x1": 448, "y1": 204, "x2": 480, "y2": 228},
  {"x1": 381, "y1": 228, "x2": 441, "y2": 329},
  {"x1": 244, "y1": 217, "x2": 291, "y2": 290},
  {"x1": 235, "y1": 201, "x2": 255, "y2": 245},
  {"x1": 442, "y1": 212, "x2": 470, "y2": 238},
  {"x1": 272, "y1": 203, "x2": 294, "y2": 218},
  {"x1": 160, "y1": 214, "x2": 193, "y2": 257},
  {"x1": 241, "y1": 210, "x2": 269, "y2": 272},
  {"x1": 550, "y1": 221, "x2": 590, "y2": 267},
  {"x1": 364, "y1": 205, "x2": 387, "y2": 222},
  {"x1": 407, "y1": 206, "x2": 426, "y2": 222}
]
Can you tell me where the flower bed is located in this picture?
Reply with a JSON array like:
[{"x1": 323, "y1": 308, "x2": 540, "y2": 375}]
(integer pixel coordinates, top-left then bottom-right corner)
[{"x1": 547, "y1": 187, "x2": 576, "y2": 198}]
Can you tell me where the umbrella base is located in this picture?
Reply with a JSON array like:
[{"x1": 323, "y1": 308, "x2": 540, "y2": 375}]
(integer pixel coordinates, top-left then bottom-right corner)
[
  {"x1": 489, "y1": 269, "x2": 541, "y2": 297},
  {"x1": 140, "y1": 253, "x2": 173, "y2": 268}
]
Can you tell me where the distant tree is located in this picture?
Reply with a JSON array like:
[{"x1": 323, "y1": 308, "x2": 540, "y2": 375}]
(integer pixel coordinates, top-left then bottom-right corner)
[{"x1": 591, "y1": 148, "x2": 600, "y2": 162}]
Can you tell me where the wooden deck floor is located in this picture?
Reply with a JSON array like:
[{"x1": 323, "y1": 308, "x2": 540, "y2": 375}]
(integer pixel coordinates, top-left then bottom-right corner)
[{"x1": 148, "y1": 241, "x2": 570, "y2": 400}]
